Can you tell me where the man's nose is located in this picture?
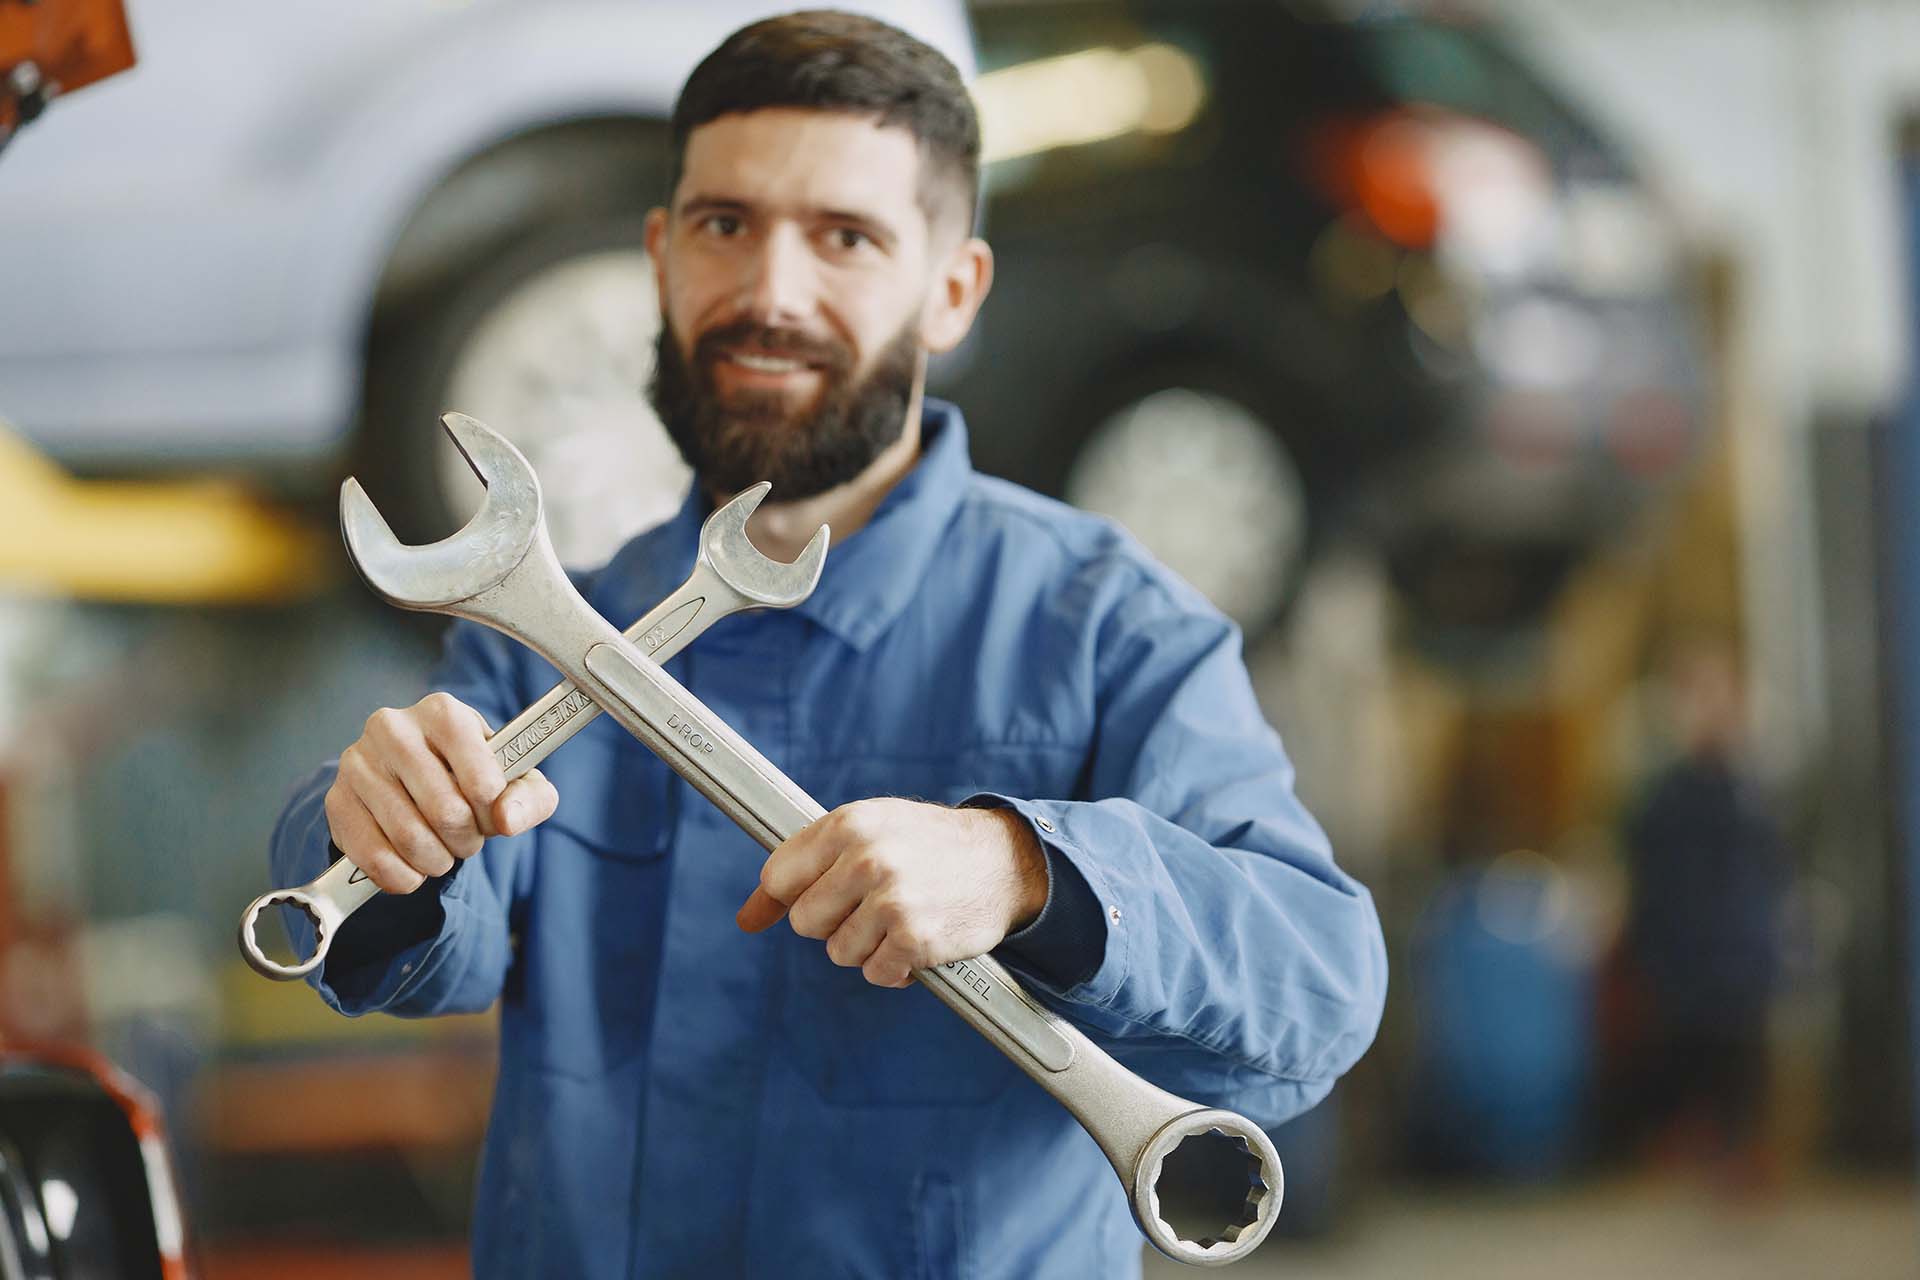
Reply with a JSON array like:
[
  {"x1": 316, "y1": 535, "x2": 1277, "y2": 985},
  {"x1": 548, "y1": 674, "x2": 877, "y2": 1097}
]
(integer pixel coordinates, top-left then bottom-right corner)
[{"x1": 740, "y1": 223, "x2": 818, "y2": 327}]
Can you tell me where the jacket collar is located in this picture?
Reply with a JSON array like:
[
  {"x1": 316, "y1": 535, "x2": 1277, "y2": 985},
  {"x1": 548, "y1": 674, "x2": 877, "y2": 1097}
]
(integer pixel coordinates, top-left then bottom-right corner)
[{"x1": 594, "y1": 398, "x2": 973, "y2": 655}]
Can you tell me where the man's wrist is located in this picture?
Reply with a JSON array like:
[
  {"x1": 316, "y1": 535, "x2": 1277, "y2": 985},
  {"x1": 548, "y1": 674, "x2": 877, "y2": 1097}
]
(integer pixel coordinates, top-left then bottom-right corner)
[{"x1": 978, "y1": 806, "x2": 1049, "y2": 931}]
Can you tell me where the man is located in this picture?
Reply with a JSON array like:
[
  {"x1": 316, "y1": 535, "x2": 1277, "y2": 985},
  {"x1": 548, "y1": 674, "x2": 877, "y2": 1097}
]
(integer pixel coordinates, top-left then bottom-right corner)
[{"x1": 270, "y1": 12, "x2": 1387, "y2": 1277}]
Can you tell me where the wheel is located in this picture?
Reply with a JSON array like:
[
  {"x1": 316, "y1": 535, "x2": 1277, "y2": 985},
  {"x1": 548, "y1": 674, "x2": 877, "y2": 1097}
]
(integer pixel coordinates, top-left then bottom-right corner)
[
  {"x1": 1061, "y1": 382, "x2": 1312, "y2": 637},
  {"x1": 360, "y1": 217, "x2": 689, "y2": 568}
]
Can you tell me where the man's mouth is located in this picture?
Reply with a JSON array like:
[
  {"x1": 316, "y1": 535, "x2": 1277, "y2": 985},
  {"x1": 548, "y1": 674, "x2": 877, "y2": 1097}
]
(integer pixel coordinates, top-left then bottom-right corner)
[{"x1": 726, "y1": 352, "x2": 813, "y2": 374}]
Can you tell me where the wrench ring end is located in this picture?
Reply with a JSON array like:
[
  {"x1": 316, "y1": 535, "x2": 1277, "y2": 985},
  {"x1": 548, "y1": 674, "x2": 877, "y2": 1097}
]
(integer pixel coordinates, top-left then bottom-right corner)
[
  {"x1": 1133, "y1": 1108, "x2": 1284, "y2": 1267},
  {"x1": 238, "y1": 890, "x2": 330, "y2": 982}
]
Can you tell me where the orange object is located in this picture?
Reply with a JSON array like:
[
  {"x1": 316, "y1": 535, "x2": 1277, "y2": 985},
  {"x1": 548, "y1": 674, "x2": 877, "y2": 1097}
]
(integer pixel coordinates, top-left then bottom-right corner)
[
  {"x1": 1306, "y1": 110, "x2": 1442, "y2": 251},
  {"x1": 0, "y1": 0, "x2": 136, "y2": 132}
]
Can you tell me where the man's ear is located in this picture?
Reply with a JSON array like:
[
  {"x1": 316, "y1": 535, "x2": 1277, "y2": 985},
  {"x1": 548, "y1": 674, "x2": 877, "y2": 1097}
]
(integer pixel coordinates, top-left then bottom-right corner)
[
  {"x1": 919, "y1": 235, "x2": 994, "y2": 355},
  {"x1": 644, "y1": 207, "x2": 670, "y2": 301}
]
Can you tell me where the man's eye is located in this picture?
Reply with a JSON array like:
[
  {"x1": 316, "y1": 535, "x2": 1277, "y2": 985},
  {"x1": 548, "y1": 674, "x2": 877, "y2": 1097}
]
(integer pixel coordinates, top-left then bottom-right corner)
[
  {"x1": 831, "y1": 227, "x2": 873, "y2": 251},
  {"x1": 704, "y1": 215, "x2": 744, "y2": 238}
]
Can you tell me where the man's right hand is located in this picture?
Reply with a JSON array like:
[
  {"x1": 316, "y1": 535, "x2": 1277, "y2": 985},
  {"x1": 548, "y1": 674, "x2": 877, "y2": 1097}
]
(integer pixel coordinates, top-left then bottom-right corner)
[{"x1": 325, "y1": 692, "x2": 560, "y2": 893}]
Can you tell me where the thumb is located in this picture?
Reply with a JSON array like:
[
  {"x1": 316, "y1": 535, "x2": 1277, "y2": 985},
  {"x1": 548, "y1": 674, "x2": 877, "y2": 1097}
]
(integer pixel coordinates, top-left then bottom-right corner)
[{"x1": 736, "y1": 885, "x2": 791, "y2": 933}]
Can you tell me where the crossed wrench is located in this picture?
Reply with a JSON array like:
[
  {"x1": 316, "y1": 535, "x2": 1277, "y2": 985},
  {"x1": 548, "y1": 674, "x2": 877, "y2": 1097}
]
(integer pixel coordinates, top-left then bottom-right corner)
[
  {"x1": 237, "y1": 475, "x2": 829, "y2": 981},
  {"x1": 309, "y1": 412, "x2": 1284, "y2": 1266}
]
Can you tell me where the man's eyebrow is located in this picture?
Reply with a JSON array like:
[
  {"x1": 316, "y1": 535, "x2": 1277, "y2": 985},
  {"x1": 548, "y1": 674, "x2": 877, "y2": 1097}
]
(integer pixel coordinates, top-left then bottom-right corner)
[
  {"x1": 678, "y1": 194, "x2": 754, "y2": 218},
  {"x1": 816, "y1": 207, "x2": 899, "y2": 244},
  {"x1": 676, "y1": 194, "x2": 900, "y2": 244}
]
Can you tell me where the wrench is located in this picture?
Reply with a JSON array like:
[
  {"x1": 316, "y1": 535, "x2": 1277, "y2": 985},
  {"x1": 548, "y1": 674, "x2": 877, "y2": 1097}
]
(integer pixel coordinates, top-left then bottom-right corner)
[
  {"x1": 237, "y1": 475, "x2": 829, "y2": 982},
  {"x1": 339, "y1": 412, "x2": 1283, "y2": 1268}
]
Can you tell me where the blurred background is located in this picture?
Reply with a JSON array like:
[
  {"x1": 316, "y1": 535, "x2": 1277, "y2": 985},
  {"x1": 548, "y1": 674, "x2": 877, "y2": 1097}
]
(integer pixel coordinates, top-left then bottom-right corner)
[{"x1": 1, "y1": 0, "x2": 1917, "y2": 1275}]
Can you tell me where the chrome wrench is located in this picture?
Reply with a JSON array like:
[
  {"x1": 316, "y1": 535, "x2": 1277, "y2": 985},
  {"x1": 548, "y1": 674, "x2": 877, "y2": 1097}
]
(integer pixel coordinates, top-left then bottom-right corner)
[
  {"x1": 237, "y1": 475, "x2": 828, "y2": 981},
  {"x1": 337, "y1": 412, "x2": 1282, "y2": 1267}
]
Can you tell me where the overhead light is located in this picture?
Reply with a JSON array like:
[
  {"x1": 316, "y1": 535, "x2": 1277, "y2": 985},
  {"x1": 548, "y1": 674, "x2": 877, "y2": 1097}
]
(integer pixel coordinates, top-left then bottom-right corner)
[{"x1": 974, "y1": 43, "x2": 1206, "y2": 166}]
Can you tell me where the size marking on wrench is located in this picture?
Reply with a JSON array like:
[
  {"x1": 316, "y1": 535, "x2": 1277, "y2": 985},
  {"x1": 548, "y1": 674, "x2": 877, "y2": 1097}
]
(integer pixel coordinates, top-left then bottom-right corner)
[
  {"x1": 235, "y1": 477, "x2": 827, "y2": 982},
  {"x1": 330, "y1": 413, "x2": 1282, "y2": 1266}
]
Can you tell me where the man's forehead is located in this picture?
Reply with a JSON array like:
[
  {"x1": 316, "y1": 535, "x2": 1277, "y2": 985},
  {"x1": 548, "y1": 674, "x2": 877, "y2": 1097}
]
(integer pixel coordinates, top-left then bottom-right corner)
[{"x1": 676, "y1": 108, "x2": 925, "y2": 220}]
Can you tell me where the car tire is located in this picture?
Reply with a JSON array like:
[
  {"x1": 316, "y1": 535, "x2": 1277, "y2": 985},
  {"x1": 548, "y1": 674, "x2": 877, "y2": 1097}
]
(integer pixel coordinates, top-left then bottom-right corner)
[
  {"x1": 1055, "y1": 366, "x2": 1321, "y2": 638},
  {"x1": 357, "y1": 216, "x2": 687, "y2": 568}
]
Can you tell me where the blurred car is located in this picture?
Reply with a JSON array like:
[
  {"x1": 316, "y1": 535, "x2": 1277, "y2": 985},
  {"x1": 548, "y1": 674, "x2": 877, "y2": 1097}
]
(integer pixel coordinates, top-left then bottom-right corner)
[
  {"x1": 0, "y1": 0, "x2": 974, "y2": 563},
  {"x1": 0, "y1": 1047, "x2": 190, "y2": 1280},
  {"x1": 944, "y1": 0, "x2": 1707, "y2": 641},
  {"x1": 2, "y1": 11, "x2": 191, "y2": 1278},
  {"x1": 0, "y1": 0, "x2": 1703, "y2": 645}
]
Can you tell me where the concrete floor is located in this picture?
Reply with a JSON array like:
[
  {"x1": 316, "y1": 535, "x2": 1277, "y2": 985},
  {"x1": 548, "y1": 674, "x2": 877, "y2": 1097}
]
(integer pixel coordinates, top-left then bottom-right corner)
[{"x1": 1144, "y1": 1176, "x2": 1918, "y2": 1280}]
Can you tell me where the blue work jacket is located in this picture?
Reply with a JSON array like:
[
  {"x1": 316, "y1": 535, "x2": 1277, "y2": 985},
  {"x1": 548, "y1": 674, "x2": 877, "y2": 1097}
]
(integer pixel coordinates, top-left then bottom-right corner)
[{"x1": 269, "y1": 400, "x2": 1387, "y2": 1279}]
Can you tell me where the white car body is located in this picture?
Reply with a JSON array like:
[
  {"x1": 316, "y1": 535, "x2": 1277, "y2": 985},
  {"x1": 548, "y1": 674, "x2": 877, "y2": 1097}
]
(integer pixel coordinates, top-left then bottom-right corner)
[{"x1": 0, "y1": 0, "x2": 974, "y2": 467}]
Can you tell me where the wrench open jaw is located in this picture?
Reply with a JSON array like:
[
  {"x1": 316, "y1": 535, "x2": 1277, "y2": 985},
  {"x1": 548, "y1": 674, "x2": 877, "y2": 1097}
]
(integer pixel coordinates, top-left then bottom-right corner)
[
  {"x1": 238, "y1": 412, "x2": 827, "y2": 981},
  {"x1": 326, "y1": 412, "x2": 1285, "y2": 1266}
]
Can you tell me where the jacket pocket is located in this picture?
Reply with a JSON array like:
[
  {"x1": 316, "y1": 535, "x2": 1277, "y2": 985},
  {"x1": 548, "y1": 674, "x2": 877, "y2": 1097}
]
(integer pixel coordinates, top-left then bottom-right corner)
[{"x1": 515, "y1": 725, "x2": 673, "y2": 1079}]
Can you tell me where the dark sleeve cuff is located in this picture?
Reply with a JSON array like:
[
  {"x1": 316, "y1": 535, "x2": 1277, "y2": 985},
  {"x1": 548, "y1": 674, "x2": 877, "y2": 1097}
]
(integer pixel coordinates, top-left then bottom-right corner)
[
  {"x1": 964, "y1": 797, "x2": 1106, "y2": 990},
  {"x1": 308, "y1": 842, "x2": 459, "y2": 1003}
]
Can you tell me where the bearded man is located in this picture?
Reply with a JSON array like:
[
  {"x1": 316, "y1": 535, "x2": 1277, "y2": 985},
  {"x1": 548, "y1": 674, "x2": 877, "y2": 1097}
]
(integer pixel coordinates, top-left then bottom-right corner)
[{"x1": 269, "y1": 11, "x2": 1386, "y2": 1278}]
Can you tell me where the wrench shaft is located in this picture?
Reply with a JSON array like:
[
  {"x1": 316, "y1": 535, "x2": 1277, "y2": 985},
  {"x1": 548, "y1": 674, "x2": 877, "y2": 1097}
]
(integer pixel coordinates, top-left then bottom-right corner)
[
  {"x1": 315, "y1": 413, "x2": 1281, "y2": 1264},
  {"x1": 492, "y1": 591, "x2": 709, "y2": 780},
  {"x1": 240, "y1": 548, "x2": 810, "y2": 983}
]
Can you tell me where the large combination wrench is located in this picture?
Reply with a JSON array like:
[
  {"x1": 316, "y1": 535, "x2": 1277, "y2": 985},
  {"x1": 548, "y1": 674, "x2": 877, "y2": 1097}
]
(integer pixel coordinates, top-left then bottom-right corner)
[
  {"x1": 237, "y1": 477, "x2": 829, "y2": 981},
  {"x1": 340, "y1": 413, "x2": 1282, "y2": 1267}
]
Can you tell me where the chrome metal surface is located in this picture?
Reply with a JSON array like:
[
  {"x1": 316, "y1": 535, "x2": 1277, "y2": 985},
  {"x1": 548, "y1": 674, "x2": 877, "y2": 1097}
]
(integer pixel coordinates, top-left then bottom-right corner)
[
  {"x1": 299, "y1": 413, "x2": 1284, "y2": 1265},
  {"x1": 237, "y1": 449, "x2": 827, "y2": 981}
]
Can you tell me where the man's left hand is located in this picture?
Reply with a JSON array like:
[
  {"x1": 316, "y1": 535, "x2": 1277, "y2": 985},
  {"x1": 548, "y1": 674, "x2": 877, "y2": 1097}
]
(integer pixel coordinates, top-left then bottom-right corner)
[{"x1": 736, "y1": 799, "x2": 1048, "y2": 987}]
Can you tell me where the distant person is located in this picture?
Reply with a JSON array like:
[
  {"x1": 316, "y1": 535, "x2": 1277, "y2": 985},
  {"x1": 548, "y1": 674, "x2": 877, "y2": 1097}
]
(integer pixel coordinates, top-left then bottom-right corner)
[{"x1": 1620, "y1": 637, "x2": 1785, "y2": 1176}]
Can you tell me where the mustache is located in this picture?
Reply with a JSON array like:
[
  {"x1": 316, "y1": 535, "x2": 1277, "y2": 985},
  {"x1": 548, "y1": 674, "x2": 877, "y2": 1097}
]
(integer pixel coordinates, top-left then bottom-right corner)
[{"x1": 692, "y1": 321, "x2": 852, "y2": 375}]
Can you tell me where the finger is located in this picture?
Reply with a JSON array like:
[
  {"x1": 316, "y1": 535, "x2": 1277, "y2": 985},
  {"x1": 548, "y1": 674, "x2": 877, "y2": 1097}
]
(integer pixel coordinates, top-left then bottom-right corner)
[
  {"x1": 325, "y1": 787, "x2": 426, "y2": 894},
  {"x1": 493, "y1": 768, "x2": 560, "y2": 838},
  {"x1": 823, "y1": 899, "x2": 890, "y2": 970},
  {"x1": 418, "y1": 693, "x2": 507, "y2": 838},
  {"x1": 736, "y1": 886, "x2": 789, "y2": 933},
  {"x1": 339, "y1": 748, "x2": 461, "y2": 877},
  {"x1": 785, "y1": 854, "x2": 868, "y2": 942},
  {"x1": 861, "y1": 937, "x2": 917, "y2": 989},
  {"x1": 366, "y1": 712, "x2": 485, "y2": 856},
  {"x1": 755, "y1": 814, "x2": 852, "y2": 916}
]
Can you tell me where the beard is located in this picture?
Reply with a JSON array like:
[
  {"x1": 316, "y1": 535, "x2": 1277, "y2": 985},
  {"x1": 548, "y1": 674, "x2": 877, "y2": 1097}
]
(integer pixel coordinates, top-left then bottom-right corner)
[{"x1": 647, "y1": 309, "x2": 920, "y2": 501}]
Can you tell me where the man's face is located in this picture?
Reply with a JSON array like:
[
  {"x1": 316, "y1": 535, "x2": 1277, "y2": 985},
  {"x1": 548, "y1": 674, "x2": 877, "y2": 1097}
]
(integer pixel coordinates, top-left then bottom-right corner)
[{"x1": 645, "y1": 109, "x2": 955, "y2": 499}]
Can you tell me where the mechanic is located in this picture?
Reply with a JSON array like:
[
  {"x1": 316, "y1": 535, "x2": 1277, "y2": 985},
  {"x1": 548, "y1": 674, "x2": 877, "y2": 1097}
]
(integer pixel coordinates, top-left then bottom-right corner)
[{"x1": 269, "y1": 11, "x2": 1387, "y2": 1277}]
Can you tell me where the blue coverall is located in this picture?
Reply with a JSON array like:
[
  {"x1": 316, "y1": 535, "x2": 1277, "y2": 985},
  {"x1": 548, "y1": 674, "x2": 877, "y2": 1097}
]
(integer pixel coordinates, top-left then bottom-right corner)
[{"x1": 270, "y1": 400, "x2": 1388, "y2": 1278}]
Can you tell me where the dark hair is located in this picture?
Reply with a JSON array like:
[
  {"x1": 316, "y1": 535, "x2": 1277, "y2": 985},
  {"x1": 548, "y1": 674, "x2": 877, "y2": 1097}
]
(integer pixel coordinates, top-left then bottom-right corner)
[{"x1": 668, "y1": 10, "x2": 980, "y2": 231}]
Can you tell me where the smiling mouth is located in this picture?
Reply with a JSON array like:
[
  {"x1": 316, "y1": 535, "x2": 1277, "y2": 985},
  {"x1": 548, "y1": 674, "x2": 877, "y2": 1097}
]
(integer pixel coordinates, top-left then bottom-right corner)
[{"x1": 726, "y1": 352, "x2": 816, "y2": 374}]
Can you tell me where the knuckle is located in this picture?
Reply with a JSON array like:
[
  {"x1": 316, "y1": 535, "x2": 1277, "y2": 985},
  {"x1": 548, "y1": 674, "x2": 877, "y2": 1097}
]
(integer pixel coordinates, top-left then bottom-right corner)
[
  {"x1": 889, "y1": 922, "x2": 926, "y2": 958},
  {"x1": 430, "y1": 798, "x2": 475, "y2": 836},
  {"x1": 847, "y1": 847, "x2": 884, "y2": 880},
  {"x1": 372, "y1": 854, "x2": 421, "y2": 895},
  {"x1": 419, "y1": 690, "x2": 460, "y2": 719},
  {"x1": 395, "y1": 823, "x2": 446, "y2": 869},
  {"x1": 842, "y1": 804, "x2": 882, "y2": 843},
  {"x1": 759, "y1": 861, "x2": 795, "y2": 901},
  {"x1": 872, "y1": 896, "x2": 908, "y2": 931},
  {"x1": 336, "y1": 746, "x2": 371, "y2": 785}
]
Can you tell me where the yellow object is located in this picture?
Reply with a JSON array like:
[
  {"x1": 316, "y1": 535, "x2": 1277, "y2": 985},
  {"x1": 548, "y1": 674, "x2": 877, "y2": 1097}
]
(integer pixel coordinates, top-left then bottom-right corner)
[
  {"x1": 0, "y1": 421, "x2": 336, "y2": 603},
  {"x1": 218, "y1": 959, "x2": 496, "y2": 1051}
]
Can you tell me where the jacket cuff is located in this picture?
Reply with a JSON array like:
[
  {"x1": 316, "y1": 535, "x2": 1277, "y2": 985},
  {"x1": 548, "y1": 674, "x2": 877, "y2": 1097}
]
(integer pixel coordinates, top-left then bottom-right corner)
[
  {"x1": 963, "y1": 793, "x2": 1126, "y2": 1006},
  {"x1": 307, "y1": 849, "x2": 473, "y2": 1015}
]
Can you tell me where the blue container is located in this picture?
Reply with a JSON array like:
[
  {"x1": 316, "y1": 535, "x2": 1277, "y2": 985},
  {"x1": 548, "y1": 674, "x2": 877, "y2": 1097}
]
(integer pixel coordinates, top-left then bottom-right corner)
[{"x1": 1407, "y1": 856, "x2": 1595, "y2": 1179}]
